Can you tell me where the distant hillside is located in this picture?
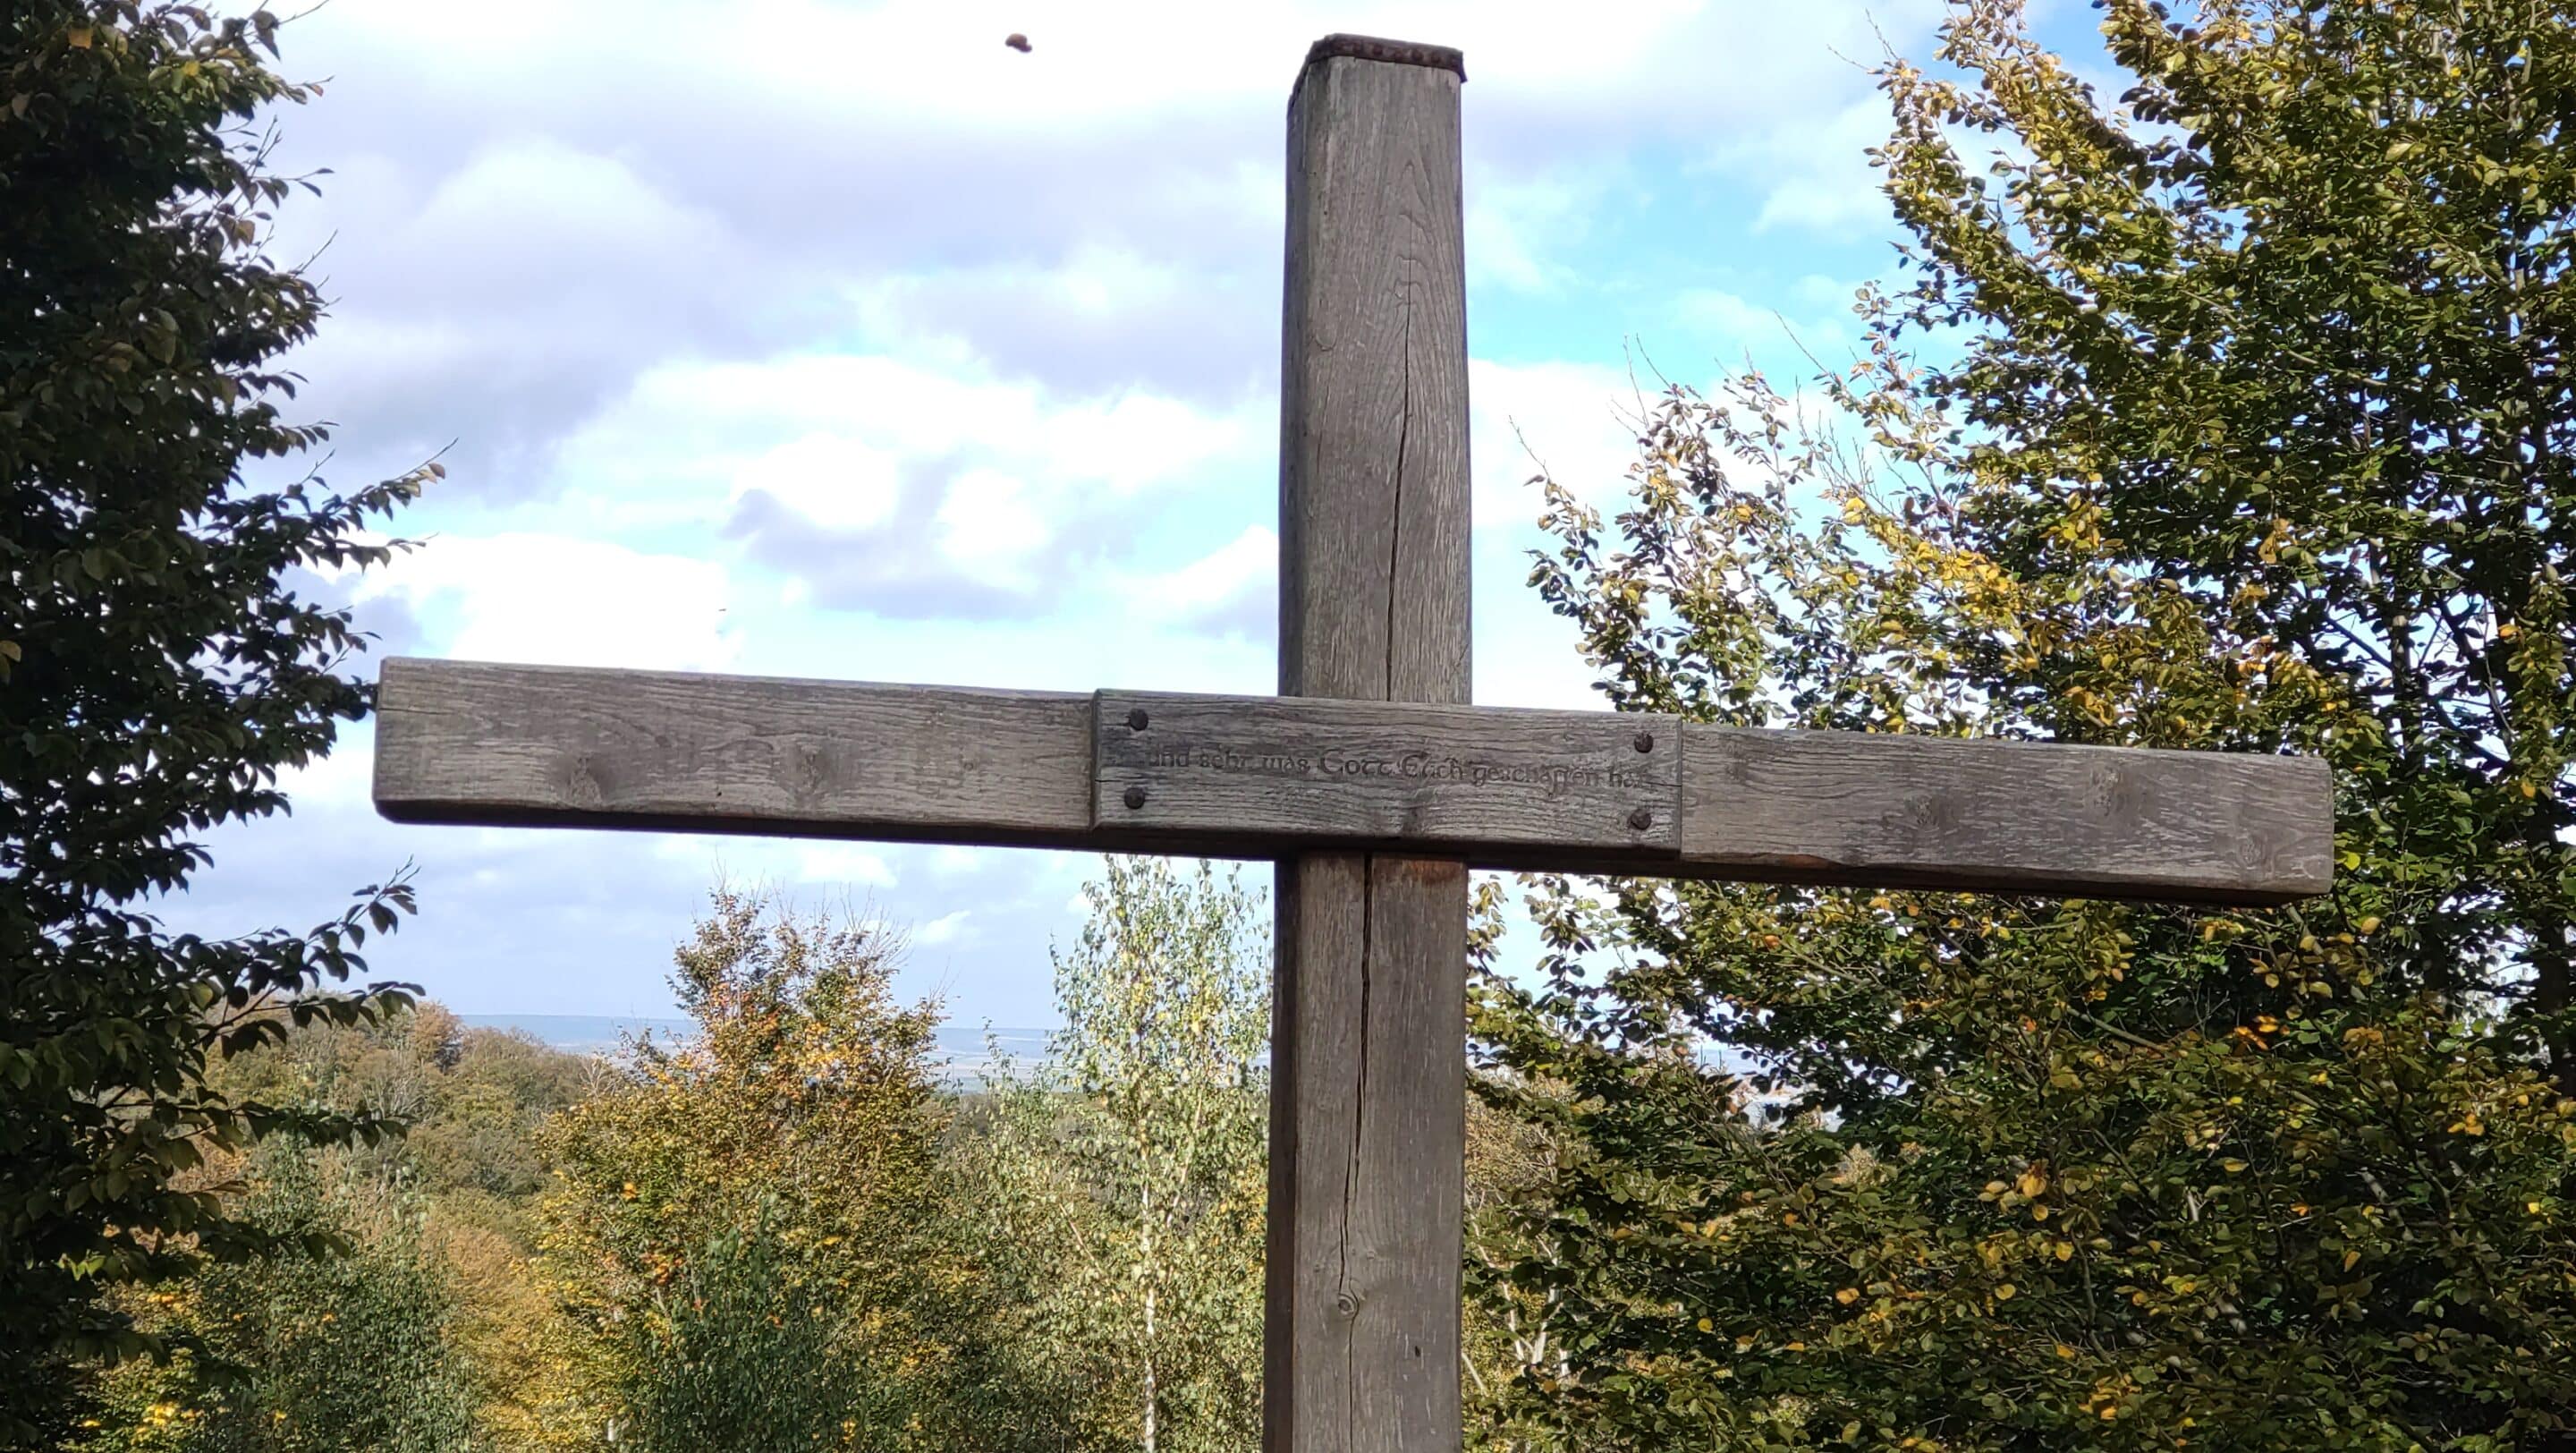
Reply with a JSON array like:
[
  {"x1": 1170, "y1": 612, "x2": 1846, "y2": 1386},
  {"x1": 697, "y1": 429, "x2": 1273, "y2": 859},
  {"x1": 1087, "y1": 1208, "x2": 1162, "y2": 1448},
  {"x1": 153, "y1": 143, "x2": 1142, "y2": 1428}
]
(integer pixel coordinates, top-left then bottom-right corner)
[{"x1": 458, "y1": 1014, "x2": 1052, "y2": 1083}]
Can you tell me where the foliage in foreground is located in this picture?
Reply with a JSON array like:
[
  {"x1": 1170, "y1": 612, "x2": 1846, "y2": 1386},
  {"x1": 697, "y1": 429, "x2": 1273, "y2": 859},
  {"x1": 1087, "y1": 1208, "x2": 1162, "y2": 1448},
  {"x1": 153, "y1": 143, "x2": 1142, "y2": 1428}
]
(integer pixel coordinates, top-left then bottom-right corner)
[
  {"x1": 954, "y1": 858, "x2": 1270, "y2": 1453},
  {"x1": 68, "y1": 1004, "x2": 591, "y2": 1452},
  {"x1": 536, "y1": 889, "x2": 950, "y2": 1451},
  {"x1": 1472, "y1": 1, "x2": 2576, "y2": 1449},
  {"x1": 76, "y1": 1140, "x2": 482, "y2": 1453},
  {"x1": 2, "y1": 3, "x2": 431, "y2": 1441}
]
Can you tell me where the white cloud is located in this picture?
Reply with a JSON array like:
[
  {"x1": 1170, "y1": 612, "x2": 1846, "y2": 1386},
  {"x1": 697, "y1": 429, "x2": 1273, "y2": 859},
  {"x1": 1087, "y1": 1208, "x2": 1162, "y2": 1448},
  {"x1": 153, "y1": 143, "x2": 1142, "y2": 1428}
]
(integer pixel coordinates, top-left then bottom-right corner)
[
  {"x1": 1470, "y1": 358, "x2": 1654, "y2": 527},
  {"x1": 1044, "y1": 392, "x2": 1252, "y2": 497},
  {"x1": 556, "y1": 351, "x2": 1265, "y2": 616},
  {"x1": 794, "y1": 845, "x2": 899, "y2": 888},
  {"x1": 578, "y1": 353, "x2": 1262, "y2": 516},
  {"x1": 1466, "y1": 171, "x2": 1599, "y2": 294},
  {"x1": 275, "y1": 724, "x2": 378, "y2": 814},
  {"x1": 354, "y1": 532, "x2": 739, "y2": 671},
  {"x1": 1117, "y1": 525, "x2": 1277, "y2": 628},
  {"x1": 928, "y1": 846, "x2": 985, "y2": 877},
  {"x1": 267, "y1": 0, "x2": 1944, "y2": 475},
  {"x1": 1673, "y1": 285, "x2": 1850, "y2": 356},
  {"x1": 732, "y1": 434, "x2": 903, "y2": 531},
  {"x1": 916, "y1": 910, "x2": 970, "y2": 947},
  {"x1": 1740, "y1": 97, "x2": 1899, "y2": 237},
  {"x1": 935, "y1": 470, "x2": 1051, "y2": 592}
]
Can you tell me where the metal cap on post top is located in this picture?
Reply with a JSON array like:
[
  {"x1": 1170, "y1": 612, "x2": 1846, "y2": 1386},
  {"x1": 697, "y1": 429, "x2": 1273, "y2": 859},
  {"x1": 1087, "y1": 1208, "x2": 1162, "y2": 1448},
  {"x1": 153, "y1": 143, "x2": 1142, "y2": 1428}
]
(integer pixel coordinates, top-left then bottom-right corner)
[{"x1": 1301, "y1": 33, "x2": 1467, "y2": 79}]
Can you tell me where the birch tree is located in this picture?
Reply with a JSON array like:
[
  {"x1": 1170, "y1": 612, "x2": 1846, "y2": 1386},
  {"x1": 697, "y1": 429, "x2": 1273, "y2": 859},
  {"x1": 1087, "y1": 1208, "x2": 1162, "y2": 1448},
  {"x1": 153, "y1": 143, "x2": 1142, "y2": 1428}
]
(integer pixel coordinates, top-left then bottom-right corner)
[{"x1": 960, "y1": 858, "x2": 1267, "y2": 1453}]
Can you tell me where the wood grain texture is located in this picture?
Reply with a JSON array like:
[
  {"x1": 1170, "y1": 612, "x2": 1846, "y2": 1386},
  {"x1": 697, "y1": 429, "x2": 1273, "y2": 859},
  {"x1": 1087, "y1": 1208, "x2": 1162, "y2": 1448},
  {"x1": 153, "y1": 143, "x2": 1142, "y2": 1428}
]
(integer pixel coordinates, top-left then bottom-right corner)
[
  {"x1": 372, "y1": 658, "x2": 1094, "y2": 847},
  {"x1": 1267, "y1": 856, "x2": 1468, "y2": 1453},
  {"x1": 1277, "y1": 38, "x2": 1470, "y2": 705},
  {"x1": 1271, "y1": 37, "x2": 1472, "y2": 1453},
  {"x1": 1097, "y1": 691, "x2": 1678, "y2": 855},
  {"x1": 371, "y1": 659, "x2": 2333, "y2": 904},
  {"x1": 1682, "y1": 726, "x2": 2334, "y2": 904}
]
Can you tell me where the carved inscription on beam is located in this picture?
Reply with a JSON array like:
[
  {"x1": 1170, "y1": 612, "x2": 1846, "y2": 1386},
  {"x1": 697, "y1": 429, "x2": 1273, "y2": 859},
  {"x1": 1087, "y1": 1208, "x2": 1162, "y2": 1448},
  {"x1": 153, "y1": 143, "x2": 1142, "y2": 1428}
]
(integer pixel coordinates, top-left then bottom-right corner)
[
  {"x1": 1094, "y1": 691, "x2": 1682, "y2": 855},
  {"x1": 373, "y1": 658, "x2": 2332, "y2": 904}
]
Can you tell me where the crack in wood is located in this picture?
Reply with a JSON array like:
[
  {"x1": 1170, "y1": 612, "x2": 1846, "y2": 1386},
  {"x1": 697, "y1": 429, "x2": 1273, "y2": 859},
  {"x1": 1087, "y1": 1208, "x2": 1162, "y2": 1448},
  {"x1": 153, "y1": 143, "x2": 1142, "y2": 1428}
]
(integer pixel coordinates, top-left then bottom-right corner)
[{"x1": 1385, "y1": 287, "x2": 1411, "y2": 704}]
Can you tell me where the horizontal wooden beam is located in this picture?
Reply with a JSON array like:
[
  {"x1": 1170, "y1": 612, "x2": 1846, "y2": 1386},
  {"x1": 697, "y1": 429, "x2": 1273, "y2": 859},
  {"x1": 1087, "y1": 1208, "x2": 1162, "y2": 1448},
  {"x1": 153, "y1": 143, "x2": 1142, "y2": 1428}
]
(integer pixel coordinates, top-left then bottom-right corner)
[
  {"x1": 1097, "y1": 691, "x2": 1681, "y2": 857},
  {"x1": 373, "y1": 659, "x2": 2334, "y2": 904},
  {"x1": 372, "y1": 658, "x2": 1097, "y2": 848},
  {"x1": 1682, "y1": 726, "x2": 2334, "y2": 903}
]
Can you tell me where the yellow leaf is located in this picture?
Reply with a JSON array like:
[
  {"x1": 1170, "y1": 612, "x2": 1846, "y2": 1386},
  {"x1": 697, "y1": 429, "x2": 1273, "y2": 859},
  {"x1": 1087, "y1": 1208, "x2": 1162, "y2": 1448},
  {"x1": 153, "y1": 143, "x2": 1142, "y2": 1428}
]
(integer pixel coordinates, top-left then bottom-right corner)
[
  {"x1": 1995, "y1": 1283, "x2": 2017, "y2": 1301},
  {"x1": 2343, "y1": 1249, "x2": 2361, "y2": 1271},
  {"x1": 1696, "y1": 1317, "x2": 1714, "y2": 1333},
  {"x1": 66, "y1": 25, "x2": 92, "y2": 47},
  {"x1": 1835, "y1": 1287, "x2": 1860, "y2": 1304},
  {"x1": 2018, "y1": 1168, "x2": 2048, "y2": 1198}
]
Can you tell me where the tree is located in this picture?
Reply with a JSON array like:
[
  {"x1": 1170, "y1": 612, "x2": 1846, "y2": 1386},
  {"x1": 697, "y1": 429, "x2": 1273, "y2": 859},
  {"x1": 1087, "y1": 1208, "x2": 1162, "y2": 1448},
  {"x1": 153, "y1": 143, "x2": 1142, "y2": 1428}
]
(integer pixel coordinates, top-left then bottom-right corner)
[
  {"x1": 73, "y1": 1137, "x2": 482, "y2": 1453},
  {"x1": 537, "y1": 888, "x2": 952, "y2": 1450},
  {"x1": 1, "y1": 3, "x2": 430, "y2": 1440},
  {"x1": 167, "y1": 1002, "x2": 595, "y2": 1448},
  {"x1": 606, "y1": 1208, "x2": 886, "y2": 1453},
  {"x1": 957, "y1": 858, "x2": 1268, "y2": 1453},
  {"x1": 1473, "y1": 1, "x2": 2576, "y2": 1447},
  {"x1": 65, "y1": 1002, "x2": 593, "y2": 1451}
]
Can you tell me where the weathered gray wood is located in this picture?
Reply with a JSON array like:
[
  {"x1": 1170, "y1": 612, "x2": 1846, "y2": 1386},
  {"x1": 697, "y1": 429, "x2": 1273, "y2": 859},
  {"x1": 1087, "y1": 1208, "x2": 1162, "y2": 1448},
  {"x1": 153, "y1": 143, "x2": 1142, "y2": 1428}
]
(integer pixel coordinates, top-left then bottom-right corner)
[
  {"x1": 375, "y1": 658, "x2": 2332, "y2": 904},
  {"x1": 1682, "y1": 726, "x2": 2334, "y2": 905},
  {"x1": 1270, "y1": 34, "x2": 1471, "y2": 1453},
  {"x1": 1097, "y1": 691, "x2": 1678, "y2": 856},
  {"x1": 372, "y1": 657, "x2": 1093, "y2": 847},
  {"x1": 1278, "y1": 38, "x2": 1470, "y2": 708},
  {"x1": 1268, "y1": 855, "x2": 1466, "y2": 1453}
]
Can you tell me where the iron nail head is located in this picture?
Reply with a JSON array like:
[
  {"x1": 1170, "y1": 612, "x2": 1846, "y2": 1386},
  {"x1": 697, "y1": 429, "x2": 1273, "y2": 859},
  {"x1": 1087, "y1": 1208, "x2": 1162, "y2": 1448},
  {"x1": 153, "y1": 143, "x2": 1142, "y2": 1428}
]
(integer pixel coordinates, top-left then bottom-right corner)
[
  {"x1": 1632, "y1": 730, "x2": 1655, "y2": 753},
  {"x1": 1127, "y1": 707, "x2": 1151, "y2": 732},
  {"x1": 1123, "y1": 786, "x2": 1148, "y2": 811},
  {"x1": 1628, "y1": 806, "x2": 1653, "y2": 831}
]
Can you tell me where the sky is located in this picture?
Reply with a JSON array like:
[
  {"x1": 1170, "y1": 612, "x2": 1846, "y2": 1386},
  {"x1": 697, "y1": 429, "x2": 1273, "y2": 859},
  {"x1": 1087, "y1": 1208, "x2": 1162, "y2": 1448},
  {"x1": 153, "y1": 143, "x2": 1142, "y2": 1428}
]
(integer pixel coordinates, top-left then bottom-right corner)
[{"x1": 173, "y1": 0, "x2": 2106, "y2": 1028}]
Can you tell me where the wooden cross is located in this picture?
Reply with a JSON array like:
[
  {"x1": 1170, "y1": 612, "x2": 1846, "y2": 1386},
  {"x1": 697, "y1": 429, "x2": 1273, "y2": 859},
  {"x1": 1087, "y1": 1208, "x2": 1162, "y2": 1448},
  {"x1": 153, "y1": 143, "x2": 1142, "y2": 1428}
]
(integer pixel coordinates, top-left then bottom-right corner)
[{"x1": 370, "y1": 35, "x2": 2331, "y2": 1453}]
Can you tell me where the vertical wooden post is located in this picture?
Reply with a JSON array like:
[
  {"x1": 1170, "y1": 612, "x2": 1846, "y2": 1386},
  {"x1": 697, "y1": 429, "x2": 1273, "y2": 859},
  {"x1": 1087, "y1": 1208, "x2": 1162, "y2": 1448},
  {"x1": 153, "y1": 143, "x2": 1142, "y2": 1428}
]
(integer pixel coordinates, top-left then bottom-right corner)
[{"x1": 1268, "y1": 34, "x2": 1470, "y2": 1453}]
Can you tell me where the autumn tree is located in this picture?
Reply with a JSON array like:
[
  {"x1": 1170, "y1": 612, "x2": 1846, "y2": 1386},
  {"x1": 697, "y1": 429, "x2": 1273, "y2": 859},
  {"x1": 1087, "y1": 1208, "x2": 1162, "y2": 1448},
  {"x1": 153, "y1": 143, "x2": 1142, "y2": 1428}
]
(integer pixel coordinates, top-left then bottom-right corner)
[
  {"x1": 537, "y1": 888, "x2": 952, "y2": 1451},
  {"x1": 1475, "y1": 1, "x2": 2576, "y2": 1447},
  {"x1": 2, "y1": 4, "x2": 430, "y2": 1441},
  {"x1": 67, "y1": 1003, "x2": 592, "y2": 1451},
  {"x1": 72, "y1": 1139, "x2": 482, "y2": 1453}
]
